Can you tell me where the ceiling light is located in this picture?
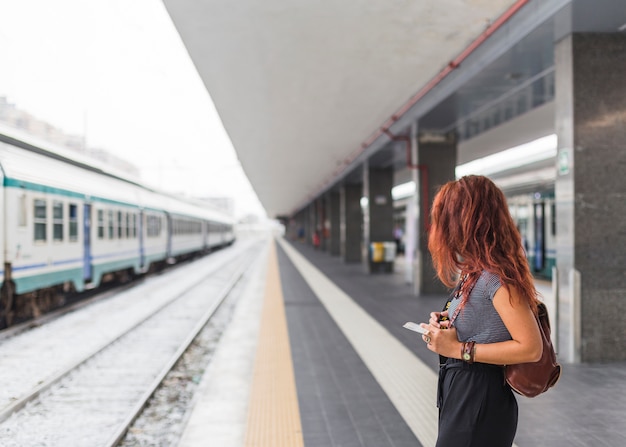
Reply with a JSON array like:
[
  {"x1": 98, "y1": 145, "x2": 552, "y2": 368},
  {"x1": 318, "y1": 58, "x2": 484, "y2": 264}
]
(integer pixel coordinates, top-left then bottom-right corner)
[{"x1": 456, "y1": 134, "x2": 557, "y2": 177}]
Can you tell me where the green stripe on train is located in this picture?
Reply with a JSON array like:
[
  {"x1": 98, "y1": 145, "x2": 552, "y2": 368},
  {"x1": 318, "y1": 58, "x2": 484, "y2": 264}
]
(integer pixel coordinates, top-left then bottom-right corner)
[
  {"x1": 3, "y1": 178, "x2": 164, "y2": 212},
  {"x1": 14, "y1": 267, "x2": 84, "y2": 295},
  {"x1": 10, "y1": 253, "x2": 167, "y2": 295}
]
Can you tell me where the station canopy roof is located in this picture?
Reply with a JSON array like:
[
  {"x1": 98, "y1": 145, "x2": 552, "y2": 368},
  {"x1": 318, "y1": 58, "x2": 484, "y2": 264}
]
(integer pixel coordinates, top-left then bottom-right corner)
[{"x1": 161, "y1": 0, "x2": 592, "y2": 218}]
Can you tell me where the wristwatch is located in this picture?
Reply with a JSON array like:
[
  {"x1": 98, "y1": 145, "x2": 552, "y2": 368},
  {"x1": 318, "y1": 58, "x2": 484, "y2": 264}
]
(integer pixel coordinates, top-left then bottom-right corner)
[{"x1": 461, "y1": 341, "x2": 476, "y2": 364}]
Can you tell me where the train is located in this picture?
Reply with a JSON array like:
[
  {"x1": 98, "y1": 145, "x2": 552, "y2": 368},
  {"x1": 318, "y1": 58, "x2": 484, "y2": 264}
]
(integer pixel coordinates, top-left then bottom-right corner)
[
  {"x1": 0, "y1": 128, "x2": 235, "y2": 328},
  {"x1": 392, "y1": 168, "x2": 557, "y2": 281},
  {"x1": 507, "y1": 192, "x2": 556, "y2": 280}
]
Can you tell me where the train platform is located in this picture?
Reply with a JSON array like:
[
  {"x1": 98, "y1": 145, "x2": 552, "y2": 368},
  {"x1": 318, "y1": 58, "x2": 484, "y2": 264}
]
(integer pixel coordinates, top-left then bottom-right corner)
[{"x1": 177, "y1": 237, "x2": 626, "y2": 447}]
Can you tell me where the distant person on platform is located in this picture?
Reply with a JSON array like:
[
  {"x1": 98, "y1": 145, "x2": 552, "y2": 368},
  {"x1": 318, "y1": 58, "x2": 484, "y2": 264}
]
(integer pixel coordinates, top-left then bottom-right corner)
[
  {"x1": 312, "y1": 230, "x2": 321, "y2": 250},
  {"x1": 393, "y1": 225, "x2": 404, "y2": 255}
]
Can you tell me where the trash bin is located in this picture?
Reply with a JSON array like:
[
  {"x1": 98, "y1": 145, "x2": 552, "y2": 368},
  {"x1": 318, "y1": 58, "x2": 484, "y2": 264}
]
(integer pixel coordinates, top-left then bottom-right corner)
[
  {"x1": 370, "y1": 242, "x2": 385, "y2": 262},
  {"x1": 383, "y1": 242, "x2": 396, "y2": 262},
  {"x1": 369, "y1": 241, "x2": 394, "y2": 273}
]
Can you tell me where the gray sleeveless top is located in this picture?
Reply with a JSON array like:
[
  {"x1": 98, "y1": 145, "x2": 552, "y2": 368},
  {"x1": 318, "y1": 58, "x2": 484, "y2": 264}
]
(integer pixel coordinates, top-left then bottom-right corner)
[{"x1": 447, "y1": 270, "x2": 512, "y2": 344}]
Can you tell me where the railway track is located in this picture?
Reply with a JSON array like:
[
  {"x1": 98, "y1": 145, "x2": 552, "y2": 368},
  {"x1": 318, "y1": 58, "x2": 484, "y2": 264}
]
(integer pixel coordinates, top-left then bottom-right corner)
[{"x1": 0, "y1": 238, "x2": 267, "y2": 446}]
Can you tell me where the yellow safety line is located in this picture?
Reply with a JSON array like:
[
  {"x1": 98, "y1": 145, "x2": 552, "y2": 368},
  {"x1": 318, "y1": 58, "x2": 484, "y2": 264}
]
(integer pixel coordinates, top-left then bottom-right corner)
[{"x1": 244, "y1": 241, "x2": 304, "y2": 447}]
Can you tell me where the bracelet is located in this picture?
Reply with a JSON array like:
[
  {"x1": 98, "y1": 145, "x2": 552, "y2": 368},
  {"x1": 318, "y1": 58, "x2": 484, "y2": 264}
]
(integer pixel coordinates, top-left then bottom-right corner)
[{"x1": 461, "y1": 341, "x2": 476, "y2": 364}]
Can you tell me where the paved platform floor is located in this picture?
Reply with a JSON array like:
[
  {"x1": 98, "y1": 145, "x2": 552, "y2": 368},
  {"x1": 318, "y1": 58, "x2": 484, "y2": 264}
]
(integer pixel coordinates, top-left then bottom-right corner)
[{"x1": 180, "y1": 237, "x2": 626, "y2": 447}]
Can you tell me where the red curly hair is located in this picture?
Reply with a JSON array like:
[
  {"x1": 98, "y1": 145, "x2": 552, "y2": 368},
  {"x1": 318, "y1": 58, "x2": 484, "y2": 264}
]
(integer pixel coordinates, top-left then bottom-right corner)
[{"x1": 428, "y1": 175, "x2": 539, "y2": 312}]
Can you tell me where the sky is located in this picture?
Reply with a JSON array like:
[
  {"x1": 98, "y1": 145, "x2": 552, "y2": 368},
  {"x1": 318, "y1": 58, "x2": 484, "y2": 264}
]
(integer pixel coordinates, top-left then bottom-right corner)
[{"x1": 0, "y1": 0, "x2": 267, "y2": 220}]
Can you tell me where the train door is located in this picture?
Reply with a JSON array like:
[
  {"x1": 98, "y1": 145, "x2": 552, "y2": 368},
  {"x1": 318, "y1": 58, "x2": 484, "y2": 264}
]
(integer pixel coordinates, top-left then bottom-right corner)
[
  {"x1": 83, "y1": 203, "x2": 92, "y2": 280},
  {"x1": 139, "y1": 210, "x2": 145, "y2": 269},
  {"x1": 533, "y1": 202, "x2": 545, "y2": 272},
  {"x1": 165, "y1": 213, "x2": 173, "y2": 259},
  {"x1": 0, "y1": 169, "x2": 5, "y2": 288}
]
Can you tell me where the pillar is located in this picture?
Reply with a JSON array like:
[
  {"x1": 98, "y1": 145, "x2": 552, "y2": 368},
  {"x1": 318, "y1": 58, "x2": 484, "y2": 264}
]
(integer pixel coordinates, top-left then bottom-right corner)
[
  {"x1": 306, "y1": 204, "x2": 314, "y2": 246},
  {"x1": 363, "y1": 164, "x2": 394, "y2": 273},
  {"x1": 340, "y1": 183, "x2": 362, "y2": 263},
  {"x1": 555, "y1": 33, "x2": 626, "y2": 363},
  {"x1": 416, "y1": 133, "x2": 457, "y2": 295},
  {"x1": 324, "y1": 191, "x2": 339, "y2": 256},
  {"x1": 329, "y1": 191, "x2": 341, "y2": 256}
]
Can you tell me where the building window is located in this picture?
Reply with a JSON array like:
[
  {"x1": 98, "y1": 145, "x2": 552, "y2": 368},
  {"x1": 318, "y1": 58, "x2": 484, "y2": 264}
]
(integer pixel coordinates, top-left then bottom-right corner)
[{"x1": 34, "y1": 199, "x2": 47, "y2": 242}]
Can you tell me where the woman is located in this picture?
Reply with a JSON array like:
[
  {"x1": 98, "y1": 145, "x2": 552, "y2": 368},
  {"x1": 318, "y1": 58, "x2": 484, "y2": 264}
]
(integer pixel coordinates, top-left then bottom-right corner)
[{"x1": 419, "y1": 175, "x2": 543, "y2": 447}]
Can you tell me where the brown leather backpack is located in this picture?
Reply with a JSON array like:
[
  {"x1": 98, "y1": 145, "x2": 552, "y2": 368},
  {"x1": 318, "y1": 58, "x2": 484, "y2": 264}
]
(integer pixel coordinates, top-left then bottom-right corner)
[{"x1": 505, "y1": 302, "x2": 562, "y2": 397}]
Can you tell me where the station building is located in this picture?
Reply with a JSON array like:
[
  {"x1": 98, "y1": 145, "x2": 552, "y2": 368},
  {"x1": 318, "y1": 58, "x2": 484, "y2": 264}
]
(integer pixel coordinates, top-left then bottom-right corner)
[{"x1": 163, "y1": 0, "x2": 626, "y2": 364}]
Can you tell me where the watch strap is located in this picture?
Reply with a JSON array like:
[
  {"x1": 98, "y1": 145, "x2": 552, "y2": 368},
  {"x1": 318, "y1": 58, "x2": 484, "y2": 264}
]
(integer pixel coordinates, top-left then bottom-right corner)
[{"x1": 461, "y1": 341, "x2": 476, "y2": 364}]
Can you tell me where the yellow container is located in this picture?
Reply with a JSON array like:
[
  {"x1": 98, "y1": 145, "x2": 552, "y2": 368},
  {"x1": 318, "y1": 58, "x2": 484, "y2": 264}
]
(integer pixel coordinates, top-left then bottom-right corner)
[{"x1": 371, "y1": 242, "x2": 385, "y2": 262}]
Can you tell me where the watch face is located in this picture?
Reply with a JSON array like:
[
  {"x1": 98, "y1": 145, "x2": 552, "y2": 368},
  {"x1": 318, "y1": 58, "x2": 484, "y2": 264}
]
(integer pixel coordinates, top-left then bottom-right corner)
[{"x1": 463, "y1": 352, "x2": 471, "y2": 361}]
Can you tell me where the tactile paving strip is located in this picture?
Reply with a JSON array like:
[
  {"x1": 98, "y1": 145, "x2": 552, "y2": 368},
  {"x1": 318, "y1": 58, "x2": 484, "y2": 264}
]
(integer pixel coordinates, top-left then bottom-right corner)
[{"x1": 244, "y1": 241, "x2": 305, "y2": 447}]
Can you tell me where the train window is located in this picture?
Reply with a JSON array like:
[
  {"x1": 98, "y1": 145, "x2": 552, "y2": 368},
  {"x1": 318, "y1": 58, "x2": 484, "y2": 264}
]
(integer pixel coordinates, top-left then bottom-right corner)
[
  {"x1": 551, "y1": 203, "x2": 556, "y2": 236},
  {"x1": 97, "y1": 209, "x2": 105, "y2": 239},
  {"x1": 69, "y1": 203, "x2": 78, "y2": 241},
  {"x1": 18, "y1": 194, "x2": 27, "y2": 227},
  {"x1": 132, "y1": 214, "x2": 137, "y2": 238},
  {"x1": 53, "y1": 201, "x2": 64, "y2": 241},
  {"x1": 34, "y1": 199, "x2": 47, "y2": 242},
  {"x1": 146, "y1": 215, "x2": 152, "y2": 237},
  {"x1": 126, "y1": 213, "x2": 131, "y2": 238},
  {"x1": 147, "y1": 214, "x2": 161, "y2": 237},
  {"x1": 108, "y1": 210, "x2": 114, "y2": 239},
  {"x1": 117, "y1": 211, "x2": 123, "y2": 239}
]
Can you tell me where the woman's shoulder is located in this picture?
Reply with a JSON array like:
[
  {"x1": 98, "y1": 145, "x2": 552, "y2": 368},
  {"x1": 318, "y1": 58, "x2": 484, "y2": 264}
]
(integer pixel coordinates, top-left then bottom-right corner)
[{"x1": 476, "y1": 270, "x2": 502, "y2": 299}]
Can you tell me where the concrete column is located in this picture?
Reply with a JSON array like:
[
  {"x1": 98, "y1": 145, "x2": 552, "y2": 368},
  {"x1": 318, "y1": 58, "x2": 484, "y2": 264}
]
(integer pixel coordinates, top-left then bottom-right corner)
[
  {"x1": 319, "y1": 197, "x2": 329, "y2": 252},
  {"x1": 306, "y1": 204, "x2": 314, "y2": 246},
  {"x1": 416, "y1": 133, "x2": 457, "y2": 295},
  {"x1": 295, "y1": 211, "x2": 306, "y2": 242},
  {"x1": 340, "y1": 183, "x2": 362, "y2": 263},
  {"x1": 364, "y1": 164, "x2": 394, "y2": 273},
  {"x1": 329, "y1": 191, "x2": 341, "y2": 256},
  {"x1": 361, "y1": 161, "x2": 370, "y2": 263},
  {"x1": 312, "y1": 198, "x2": 323, "y2": 250},
  {"x1": 555, "y1": 33, "x2": 626, "y2": 363},
  {"x1": 321, "y1": 193, "x2": 330, "y2": 253},
  {"x1": 405, "y1": 123, "x2": 420, "y2": 286}
]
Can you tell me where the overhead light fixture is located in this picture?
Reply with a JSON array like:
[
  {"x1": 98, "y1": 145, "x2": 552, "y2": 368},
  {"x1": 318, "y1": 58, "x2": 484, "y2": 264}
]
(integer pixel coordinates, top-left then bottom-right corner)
[
  {"x1": 456, "y1": 134, "x2": 557, "y2": 177},
  {"x1": 392, "y1": 181, "x2": 416, "y2": 200}
]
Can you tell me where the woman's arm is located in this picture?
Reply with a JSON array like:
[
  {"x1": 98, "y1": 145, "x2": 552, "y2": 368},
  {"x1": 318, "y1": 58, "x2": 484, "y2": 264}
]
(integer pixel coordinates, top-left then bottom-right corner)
[
  {"x1": 474, "y1": 285, "x2": 543, "y2": 364},
  {"x1": 421, "y1": 286, "x2": 543, "y2": 365}
]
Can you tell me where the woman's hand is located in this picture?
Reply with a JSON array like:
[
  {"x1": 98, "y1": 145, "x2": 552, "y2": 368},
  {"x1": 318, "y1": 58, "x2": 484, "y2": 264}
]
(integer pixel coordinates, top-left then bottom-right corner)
[
  {"x1": 419, "y1": 320, "x2": 461, "y2": 359},
  {"x1": 428, "y1": 311, "x2": 451, "y2": 329}
]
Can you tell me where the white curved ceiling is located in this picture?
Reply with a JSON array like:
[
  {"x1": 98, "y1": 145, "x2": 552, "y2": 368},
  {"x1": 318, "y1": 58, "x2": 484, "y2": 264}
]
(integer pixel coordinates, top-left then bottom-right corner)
[{"x1": 162, "y1": 0, "x2": 519, "y2": 217}]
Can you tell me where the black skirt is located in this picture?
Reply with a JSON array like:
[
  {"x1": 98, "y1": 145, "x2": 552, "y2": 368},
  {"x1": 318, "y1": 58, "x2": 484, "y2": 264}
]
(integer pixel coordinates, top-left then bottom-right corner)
[{"x1": 436, "y1": 359, "x2": 518, "y2": 447}]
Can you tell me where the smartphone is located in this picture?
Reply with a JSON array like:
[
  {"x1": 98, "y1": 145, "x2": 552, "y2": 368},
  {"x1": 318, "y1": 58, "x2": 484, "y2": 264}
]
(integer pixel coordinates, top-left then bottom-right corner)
[{"x1": 402, "y1": 322, "x2": 429, "y2": 335}]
